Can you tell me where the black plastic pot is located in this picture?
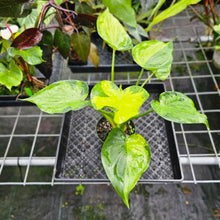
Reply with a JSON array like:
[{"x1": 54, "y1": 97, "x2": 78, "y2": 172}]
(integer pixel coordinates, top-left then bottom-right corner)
[{"x1": 55, "y1": 83, "x2": 183, "y2": 183}]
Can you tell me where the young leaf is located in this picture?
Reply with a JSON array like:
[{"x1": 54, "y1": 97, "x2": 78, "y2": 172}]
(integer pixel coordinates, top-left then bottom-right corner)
[
  {"x1": 7, "y1": 46, "x2": 44, "y2": 65},
  {"x1": 132, "y1": 40, "x2": 173, "y2": 80},
  {"x1": 91, "y1": 80, "x2": 149, "y2": 124},
  {"x1": 71, "y1": 33, "x2": 90, "y2": 62},
  {"x1": 24, "y1": 80, "x2": 90, "y2": 114},
  {"x1": 101, "y1": 0, "x2": 136, "y2": 28},
  {"x1": 0, "y1": 60, "x2": 23, "y2": 90},
  {"x1": 54, "y1": 29, "x2": 71, "y2": 59},
  {"x1": 97, "y1": 9, "x2": 133, "y2": 51},
  {"x1": 102, "y1": 128, "x2": 151, "y2": 208},
  {"x1": 146, "y1": 0, "x2": 201, "y2": 32},
  {"x1": 151, "y1": 91, "x2": 209, "y2": 129},
  {"x1": 11, "y1": 28, "x2": 43, "y2": 50}
]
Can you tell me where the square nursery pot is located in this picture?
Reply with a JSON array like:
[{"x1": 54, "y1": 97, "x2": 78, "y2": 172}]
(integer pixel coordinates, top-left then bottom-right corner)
[
  {"x1": 68, "y1": 33, "x2": 142, "y2": 73},
  {"x1": 0, "y1": 52, "x2": 63, "y2": 106},
  {"x1": 55, "y1": 83, "x2": 183, "y2": 183}
]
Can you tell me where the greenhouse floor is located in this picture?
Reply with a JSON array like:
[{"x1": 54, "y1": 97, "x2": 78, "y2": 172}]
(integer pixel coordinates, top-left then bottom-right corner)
[{"x1": 0, "y1": 7, "x2": 220, "y2": 220}]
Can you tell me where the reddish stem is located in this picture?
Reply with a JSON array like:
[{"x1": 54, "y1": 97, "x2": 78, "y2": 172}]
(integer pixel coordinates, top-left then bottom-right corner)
[{"x1": 3, "y1": 21, "x2": 13, "y2": 33}]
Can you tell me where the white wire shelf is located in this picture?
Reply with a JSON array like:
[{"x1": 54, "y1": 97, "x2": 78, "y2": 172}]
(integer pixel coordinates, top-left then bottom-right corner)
[{"x1": 0, "y1": 8, "x2": 219, "y2": 185}]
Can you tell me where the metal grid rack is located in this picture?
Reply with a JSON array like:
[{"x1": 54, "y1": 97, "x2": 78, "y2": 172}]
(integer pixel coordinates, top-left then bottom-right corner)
[{"x1": 0, "y1": 8, "x2": 219, "y2": 185}]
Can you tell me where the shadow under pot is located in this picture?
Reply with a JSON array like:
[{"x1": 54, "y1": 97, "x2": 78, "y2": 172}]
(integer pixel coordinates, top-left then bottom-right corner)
[{"x1": 96, "y1": 117, "x2": 135, "y2": 142}]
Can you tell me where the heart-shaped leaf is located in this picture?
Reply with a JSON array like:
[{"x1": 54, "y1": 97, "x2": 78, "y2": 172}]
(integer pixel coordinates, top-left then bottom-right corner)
[
  {"x1": 101, "y1": 0, "x2": 136, "y2": 27},
  {"x1": 11, "y1": 28, "x2": 43, "y2": 50},
  {"x1": 24, "y1": 80, "x2": 90, "y2": 114},
  {"x1": 7, "y1": 46, "x2": 44, "y2": 65},
  {"x1": 102, "y1": 128, "x2": 151, "y2": 208},
  {"x1": 97, "y1": 9, "x2": 133, "y2": 51},
  {"x1": 91, "y1": 80, "x2": 149, "y2": 124},
  {"x1": 151, "y1": 91, "x2": 209, "y2": 129},
  {"x1": 0, "y1": 60, "x2": 23, "y2": 90},
  {"x1": 132, "y1": 40, "x2": 173, "y2": 80},
  {"x1": 71, "y1": 33, "x2": 90, "y2": 62},
  {"x1": 54, "y1": 29, "x2": 71, "y2": 59}
]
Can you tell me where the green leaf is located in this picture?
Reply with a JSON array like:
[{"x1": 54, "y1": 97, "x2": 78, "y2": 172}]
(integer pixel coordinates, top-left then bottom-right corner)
[
  {"x1": 7, "y1": 46, "x2": 44, "y2": 65},
  {"x1": 17, "y1": 9, "x2": 39, "y2": 31},
  {"x1": 91, "y1": 80, "x2": 149, "y2": 124},
  {"x1": 101, "y1": 0, "x2": 136, "y2": 27},
  {"x1": 148, "y1": 0, "x2": 166, "y2": 21},
  {"x1": 146, "y1": 0, "x2": 201, "y2": 32},
  {"x1": 0, "y1": 60, "x2": 23, "y2": 90},
  {"x1": 102, "y1": 128, "x2": 151, "y2": 208},
  {"x1": 132, "y1": 40, "x2": 173, "y2": 80},
  {"x1": 126, "y1": 24, "x2": 148, "y2": 43},
  {"x1": 39, "y1": 30, "x2": 54, "y2": 51},
  {"x1": 0, "y1": 39, "x2": 10, "y2": 53},
  {"x1": 54, "y1": 29, "x2": 71, "y2": 59},
  {"x1": 151, "y1": 91, "x2": 209, "y2": 129},
  {"x1": 24, "y1": 80, "x2": 90, "y2": 114},
  {"x1": 71, "y1": 33, "x2": 90, "y2": 62},
  {"x1": 213, "y1": 25, "x2": 220, "y2": 35},
  {"x1": 97, "y1": 9, "x2": 133, "y2": 51}
]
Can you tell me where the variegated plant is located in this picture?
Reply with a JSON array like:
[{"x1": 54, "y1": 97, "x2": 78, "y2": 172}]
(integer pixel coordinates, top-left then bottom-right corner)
[{"x1": 23, "y1": 9, "x2": 209, "y2": 208}]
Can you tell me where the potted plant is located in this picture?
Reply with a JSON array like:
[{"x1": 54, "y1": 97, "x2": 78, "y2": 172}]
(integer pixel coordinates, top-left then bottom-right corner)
[
  {"x1": 190, "y1": 0, "x2": 220, "y2": 68},
  {"x1": 21, "y1": 9, "x2": 209, "y2": 208},
  {"x1": 67, "y1": 0, "x2": 202, "y2": 73},
  {"x1": 0, "y1": 0, "x2": 98, "y2": 98}
]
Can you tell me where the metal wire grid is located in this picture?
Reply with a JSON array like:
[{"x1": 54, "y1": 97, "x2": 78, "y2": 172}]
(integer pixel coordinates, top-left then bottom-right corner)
[{"x1": 0, "y1": 9, "x2": 220, "y2": 185}]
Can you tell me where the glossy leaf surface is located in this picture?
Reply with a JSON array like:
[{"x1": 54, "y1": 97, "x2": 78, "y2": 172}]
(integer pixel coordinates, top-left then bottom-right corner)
[
  {"x1": 0, "y1": 60, "x2": 23, "y2": 90},
  {"x1": 11, "y1": 28, "x2": 42, "y2": 50},
  {"x1": 8, "y1": 46, "x2": 44, "y2": 65},
  {"x1": 97, "y1": 9, "x2": 133, "y2": 51},
  {"x1": 102, "y1": 128, "x2": 151, "y2": 208},
  {"x1": 54, "y1": 29, "x2": 71, "y2": 59},
  {"x1": 132, "y1": 40, "x2": 173, "y2": 80},
  {"x1": 71, "y1": 33, "x2": 90, "y2": 62},
  {"x1": 147, "y1": 0, "x2": 201, "y2": 31},
  {"x1": 151, "y1": 91, "x2": 209, "y2": 128},
  {"x1": 24, "y1": 80, "x2": 90, "y2": 114},
  {"x1": 101, "y1": 0, "x2": 136, "y2": 27},
  {"x1": 91, "y1": 80, "x2": 149, "y2": 124}
]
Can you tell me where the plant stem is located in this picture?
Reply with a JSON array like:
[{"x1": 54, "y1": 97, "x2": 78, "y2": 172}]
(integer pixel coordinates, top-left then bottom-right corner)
[
  {"x1": 131, "y1": 109, "x2": 154, "y2": 121},
  {"x1": 136, "y1": 68, "x2": 144, "y2": 86},
  {"x1": 141, "y1": 72, "x2": 154, "y2": 87},
  {"x1": 3, "y1": 21, "x2": 12, "y2": 33},
  {"x1": 111, "y1": 49, "x2": 116, "y2": 83}
]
